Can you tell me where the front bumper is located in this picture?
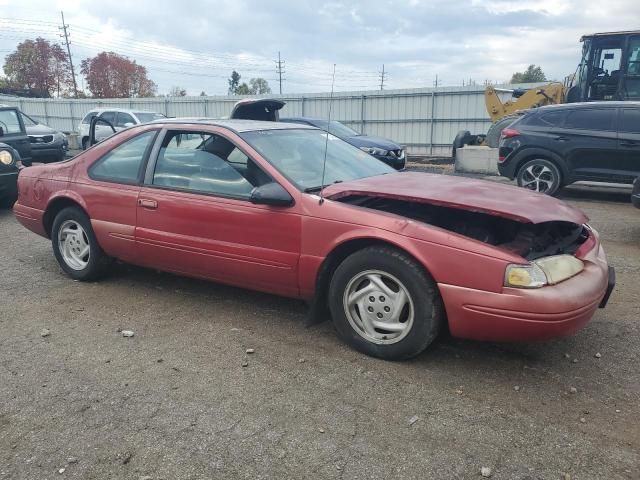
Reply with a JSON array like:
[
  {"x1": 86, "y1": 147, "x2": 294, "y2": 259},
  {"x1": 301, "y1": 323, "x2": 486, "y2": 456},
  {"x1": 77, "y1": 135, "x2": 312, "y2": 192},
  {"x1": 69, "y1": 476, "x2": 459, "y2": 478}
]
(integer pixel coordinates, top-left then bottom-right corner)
[
  {"x1": 374, "y1": 153, "x2": 406, "y2": 171},
  {"x1": 439, "y1": 240, "x2": 612, "y2": 342},
  {"x1": 30, "y1": 139, "x2": 67, "y2": 161},
  {"x1": 0, "y1": 170, "x2": 18, "y2": 200},
  {"x1": 631, "y1": 177, "x2": 640, "y2": 209}
]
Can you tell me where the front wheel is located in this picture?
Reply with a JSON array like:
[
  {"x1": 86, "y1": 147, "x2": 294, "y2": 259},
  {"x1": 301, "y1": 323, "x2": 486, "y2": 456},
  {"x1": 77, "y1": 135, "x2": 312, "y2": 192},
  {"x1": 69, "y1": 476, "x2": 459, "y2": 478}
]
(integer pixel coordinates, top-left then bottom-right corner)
[
  {"x1": 51, "y1": 207, "x2": 111, "y2": 281},
  {"x1": 328, "y1": 246, "x2": 443, "y2": 360},
  {"x1": 516, "y1": 158, "x2": 562, "y2": 195}
]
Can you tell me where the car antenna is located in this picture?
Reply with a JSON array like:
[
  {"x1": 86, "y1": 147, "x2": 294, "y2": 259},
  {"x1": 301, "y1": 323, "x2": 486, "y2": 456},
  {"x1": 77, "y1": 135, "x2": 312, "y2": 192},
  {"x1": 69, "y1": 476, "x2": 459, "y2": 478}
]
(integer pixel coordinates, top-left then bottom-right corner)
[{"x1": 319, "y1": 64, "x2": 337, "y2": 205}]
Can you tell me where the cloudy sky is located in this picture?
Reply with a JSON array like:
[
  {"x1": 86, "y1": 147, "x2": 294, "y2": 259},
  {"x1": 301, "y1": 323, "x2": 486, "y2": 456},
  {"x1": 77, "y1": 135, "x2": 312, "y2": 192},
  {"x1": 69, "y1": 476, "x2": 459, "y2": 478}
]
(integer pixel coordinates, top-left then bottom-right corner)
[{"x1": 0, "y1": 0, "x2": 637, "y2": 95}]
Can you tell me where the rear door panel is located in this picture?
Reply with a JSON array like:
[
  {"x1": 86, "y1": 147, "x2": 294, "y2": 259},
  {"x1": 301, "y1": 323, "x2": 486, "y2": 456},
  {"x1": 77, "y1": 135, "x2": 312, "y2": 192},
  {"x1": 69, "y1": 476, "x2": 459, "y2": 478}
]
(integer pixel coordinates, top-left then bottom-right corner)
[{"x1": 618, "y1": 107, "x2": 640, "y2": 178}]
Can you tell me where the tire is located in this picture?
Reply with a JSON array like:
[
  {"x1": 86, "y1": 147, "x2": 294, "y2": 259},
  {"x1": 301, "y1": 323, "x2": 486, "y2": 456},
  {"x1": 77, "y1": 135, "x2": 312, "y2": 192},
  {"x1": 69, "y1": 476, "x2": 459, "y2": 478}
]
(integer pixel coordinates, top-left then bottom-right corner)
[
  {"x1": 516, "y1": 158, "x2": 562, "y2": 196},
  {"x1": 81, "y1": 137, "x2": 89, "y2": 150},
  {"x1": 452, "y1": 130, "x2": 472, "y2": 157},
  {"x1": 0, "y1": 195, "x2": 17, "y2": 208},
  {"x1": 486, "y1": 115, "x2": 519, "y2": 148},
  {"x1": 51, "y1": 206, "x2": 111, "y2": 281},
  {"x1": 328, "y1": 246, "x2": 444, "y2": 360}
]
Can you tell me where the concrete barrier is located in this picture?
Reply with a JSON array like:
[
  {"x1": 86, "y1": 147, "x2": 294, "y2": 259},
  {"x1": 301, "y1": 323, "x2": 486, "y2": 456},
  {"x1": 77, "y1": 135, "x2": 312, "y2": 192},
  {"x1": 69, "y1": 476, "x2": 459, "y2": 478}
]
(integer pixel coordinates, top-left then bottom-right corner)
[{"x1": 454, "y1": 146, "x2": 499, "y2": 175}]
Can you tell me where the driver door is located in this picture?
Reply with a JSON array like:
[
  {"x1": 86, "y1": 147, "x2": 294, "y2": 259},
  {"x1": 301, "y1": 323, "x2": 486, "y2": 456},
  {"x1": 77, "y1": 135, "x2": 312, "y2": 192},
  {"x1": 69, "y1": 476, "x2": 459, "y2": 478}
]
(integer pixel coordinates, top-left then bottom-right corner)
[{"x1": 135, "y1": 127, "x2": 302, "y2": 297}]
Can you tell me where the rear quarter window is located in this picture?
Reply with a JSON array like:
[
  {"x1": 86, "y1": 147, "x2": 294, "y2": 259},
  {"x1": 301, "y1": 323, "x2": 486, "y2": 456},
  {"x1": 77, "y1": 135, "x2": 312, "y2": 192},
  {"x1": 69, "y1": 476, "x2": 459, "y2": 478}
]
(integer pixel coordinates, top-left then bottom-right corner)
[
  {"x1": 564, "y1": 108, "x2": 615, "y2": 131},
  {"x1": 520, "y1": 110, "x2": 565, "y2": 127},
  {"x1": 82, "y1": 112, "x2": 98, "y2": 124}
]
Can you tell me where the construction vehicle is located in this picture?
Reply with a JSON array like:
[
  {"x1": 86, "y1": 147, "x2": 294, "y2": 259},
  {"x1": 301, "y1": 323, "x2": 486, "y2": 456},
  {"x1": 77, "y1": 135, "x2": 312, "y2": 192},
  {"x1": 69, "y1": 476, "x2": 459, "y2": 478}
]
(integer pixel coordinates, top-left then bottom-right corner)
[{"x1": 454, "y1": 30, "x2": 640, "y2": 153}]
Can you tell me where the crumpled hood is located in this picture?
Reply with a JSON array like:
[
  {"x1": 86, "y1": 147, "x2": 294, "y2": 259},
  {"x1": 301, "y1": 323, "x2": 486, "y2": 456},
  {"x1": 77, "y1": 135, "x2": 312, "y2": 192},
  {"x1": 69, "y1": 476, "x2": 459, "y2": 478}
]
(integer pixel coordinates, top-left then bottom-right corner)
[
  {"x1": 25, "y1": 124, "x2": 58, "y2": 135},
  {"x1": 323, "y1": 172, "x2": 588, "y2": 225},
  {"x1": 345, "y1": 135, "x2": 401, "y2": 151}
]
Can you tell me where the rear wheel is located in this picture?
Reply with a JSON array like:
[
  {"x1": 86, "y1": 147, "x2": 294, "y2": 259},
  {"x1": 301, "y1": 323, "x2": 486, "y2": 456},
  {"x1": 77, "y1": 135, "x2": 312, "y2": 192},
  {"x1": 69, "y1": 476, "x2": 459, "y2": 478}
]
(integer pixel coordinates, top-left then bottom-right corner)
[
  {"x1": 329, "y1": 246, "x2": 443, "y2": 360},
  {"x1": 516, "y1": 158, "x2": 562, "y2": 195},
  {"x1": 51, "y1": 207, "x2": 111, "y2": 281}
]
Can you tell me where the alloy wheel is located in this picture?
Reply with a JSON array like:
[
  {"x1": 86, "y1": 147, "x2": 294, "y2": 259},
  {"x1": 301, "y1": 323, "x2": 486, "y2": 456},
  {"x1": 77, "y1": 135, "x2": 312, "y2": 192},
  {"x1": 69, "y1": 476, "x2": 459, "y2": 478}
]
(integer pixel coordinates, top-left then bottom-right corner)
[{"x1": 57, "y1": 219, "x2": 90, "y2": 270}]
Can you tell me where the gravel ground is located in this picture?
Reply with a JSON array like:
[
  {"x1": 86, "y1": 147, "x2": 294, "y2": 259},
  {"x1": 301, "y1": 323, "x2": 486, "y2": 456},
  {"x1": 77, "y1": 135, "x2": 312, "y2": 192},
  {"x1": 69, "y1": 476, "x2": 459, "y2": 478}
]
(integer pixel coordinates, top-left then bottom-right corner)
[{"x1": 0, "y1": 171, "x2": 638, "y2": 479}]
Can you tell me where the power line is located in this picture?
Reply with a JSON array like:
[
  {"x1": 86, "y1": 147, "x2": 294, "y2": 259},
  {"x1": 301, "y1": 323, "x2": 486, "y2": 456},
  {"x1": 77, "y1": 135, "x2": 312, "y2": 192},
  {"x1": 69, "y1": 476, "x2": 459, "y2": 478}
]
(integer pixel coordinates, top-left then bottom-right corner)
[{"x1": 58, "y1": 11, "x2": 78, "y2": 97}]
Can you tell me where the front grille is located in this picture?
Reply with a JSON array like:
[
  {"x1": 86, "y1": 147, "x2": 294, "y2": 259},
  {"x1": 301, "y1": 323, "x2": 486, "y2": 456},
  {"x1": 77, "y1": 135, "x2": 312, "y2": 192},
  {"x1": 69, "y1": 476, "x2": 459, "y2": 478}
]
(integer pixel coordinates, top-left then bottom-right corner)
[
  {"x1": 29, "y1": 135, "x2": 54, "y2": 144},
  {"x1": 389, "y1": 149, "x2": 405, "y2": 159}
]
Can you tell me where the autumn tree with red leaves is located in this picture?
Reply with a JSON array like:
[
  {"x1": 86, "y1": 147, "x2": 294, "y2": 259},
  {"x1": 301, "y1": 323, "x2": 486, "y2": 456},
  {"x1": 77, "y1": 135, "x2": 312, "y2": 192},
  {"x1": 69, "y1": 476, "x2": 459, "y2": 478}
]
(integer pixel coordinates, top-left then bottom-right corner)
[
  {"x1": 80, "y1": 52, "x2": 156, "y2": 98},
  {"x1": 3, "y1": 37, "x2": 73, "y2": 97}
]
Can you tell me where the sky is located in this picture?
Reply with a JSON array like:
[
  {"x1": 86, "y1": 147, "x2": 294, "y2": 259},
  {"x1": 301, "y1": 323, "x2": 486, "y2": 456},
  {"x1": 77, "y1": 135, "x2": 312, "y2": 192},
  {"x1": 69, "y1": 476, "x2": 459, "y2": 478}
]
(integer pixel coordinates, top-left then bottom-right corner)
[{"x1": 0, "y1": 0, "x2": 637, "y2": 96}]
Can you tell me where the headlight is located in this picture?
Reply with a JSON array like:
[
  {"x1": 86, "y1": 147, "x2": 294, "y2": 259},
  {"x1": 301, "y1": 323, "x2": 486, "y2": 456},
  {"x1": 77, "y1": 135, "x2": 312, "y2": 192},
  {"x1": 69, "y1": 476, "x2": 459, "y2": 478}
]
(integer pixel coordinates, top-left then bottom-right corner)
[
  {"x1": 359, "y1": 146, "x2": 388, "y2": 156},
  {"x1": 505, "y1": 255, "x2": 584, "y2": 289},
  {"x1": 0, "y1": 149, "x2": 14, "y2": 166}
]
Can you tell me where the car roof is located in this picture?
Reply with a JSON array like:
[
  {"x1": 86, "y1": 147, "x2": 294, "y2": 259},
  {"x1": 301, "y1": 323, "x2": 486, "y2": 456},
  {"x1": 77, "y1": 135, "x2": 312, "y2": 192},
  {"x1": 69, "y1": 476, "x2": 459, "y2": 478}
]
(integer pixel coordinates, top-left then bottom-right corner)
[
  {"x1": 281, "y1": 117, "x2": 330, "y2": 123},
  {"x1": 84, "y1": 107, "x2": 162, "y2": 115},
  {"x1": 147, "y1": 118, "x2": 318, "y2": 133},
  {"x1": 535, "y1": 101, "x2": 640, "y2": 112}
]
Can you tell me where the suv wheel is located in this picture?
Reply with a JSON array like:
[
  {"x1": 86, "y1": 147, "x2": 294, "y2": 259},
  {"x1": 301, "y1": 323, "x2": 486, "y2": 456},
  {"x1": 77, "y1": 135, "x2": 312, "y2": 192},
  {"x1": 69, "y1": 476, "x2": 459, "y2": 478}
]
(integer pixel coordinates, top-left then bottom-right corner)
[
  {"x1": 516, "y1": 158, "x2": 562, "y2": 195},
  {"x1": 328, "y1": 246, "x2": 443, "y2": 360}
]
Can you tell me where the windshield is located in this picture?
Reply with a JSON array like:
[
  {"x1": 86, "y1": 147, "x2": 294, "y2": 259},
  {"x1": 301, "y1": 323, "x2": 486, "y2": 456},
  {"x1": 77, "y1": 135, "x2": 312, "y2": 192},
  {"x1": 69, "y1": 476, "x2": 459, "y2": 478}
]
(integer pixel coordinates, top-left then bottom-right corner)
[
  {"x1": 311, "y1": 120, "x2": 360, "y2": 138},
  {"x1": 20, "y1": 113, "x2": 38, "y2": 126},
  {"x1": 241, "y1": 128, "x2": 393, "y2": 192},
  {"x1": 134, "y1": 112, "x2": 166, "y2": 123}
]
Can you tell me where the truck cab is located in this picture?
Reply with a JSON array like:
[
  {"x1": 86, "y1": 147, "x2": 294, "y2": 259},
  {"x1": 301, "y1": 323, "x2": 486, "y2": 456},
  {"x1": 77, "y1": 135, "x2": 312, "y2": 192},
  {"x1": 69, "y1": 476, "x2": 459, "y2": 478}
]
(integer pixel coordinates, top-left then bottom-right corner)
[{"x1": 0, "y1": 106, "x2": 31, "y2": 207}]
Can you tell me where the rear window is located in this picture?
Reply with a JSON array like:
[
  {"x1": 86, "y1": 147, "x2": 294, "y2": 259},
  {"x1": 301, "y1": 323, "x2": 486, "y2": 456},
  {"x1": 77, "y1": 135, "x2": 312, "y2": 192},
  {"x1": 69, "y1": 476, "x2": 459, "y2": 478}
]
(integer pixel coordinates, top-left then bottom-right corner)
[
  {"x1": 620, "y1": 109, "x2": 640, "y2": 133},
  {"x1": 564, "y1": 109, "x2": 615, "y2": 131}
]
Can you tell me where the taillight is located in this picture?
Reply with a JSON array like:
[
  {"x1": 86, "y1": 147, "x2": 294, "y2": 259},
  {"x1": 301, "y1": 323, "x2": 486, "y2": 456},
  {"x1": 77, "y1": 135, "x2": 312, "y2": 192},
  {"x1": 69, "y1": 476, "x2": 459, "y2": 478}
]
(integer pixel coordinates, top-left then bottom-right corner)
[{"x1": 500, "y1": 128, "x2": 520, "y2": 139}]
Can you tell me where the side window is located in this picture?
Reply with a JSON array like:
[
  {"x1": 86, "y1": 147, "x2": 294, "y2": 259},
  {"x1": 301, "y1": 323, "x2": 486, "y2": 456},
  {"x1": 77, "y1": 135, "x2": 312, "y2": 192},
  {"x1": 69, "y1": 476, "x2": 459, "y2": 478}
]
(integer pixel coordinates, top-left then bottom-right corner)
[
  {"x1": 152, "y1": 130, "x2": 271, "y2": 198},
  {"x1": 82, "y1": 112, "x2": 98, "y2": 124},
  {"x1": 522, "y1": 110, "x2": 565, "y2": 127},
  {"x1": 564, "y1": 109, "x2": 615, "y2": 131},
  {"x1": 620, "y1": 109, "x2": 640, "y2": 133},
  {"x1": 99, "y1": 111, "x2": 116, "y2": 125},
  {"x1": 115, "y1": 112, "x2": 135, "y2": 128},
  {"x1": 626, "y1": 38, "x2": 640, "y2": 75},
  {"x1": 0, "y1": 109, "x2": 22, "y2": 134},
  {"x1": 90, "y1": 130, "x2": 157, "y2": 183}
]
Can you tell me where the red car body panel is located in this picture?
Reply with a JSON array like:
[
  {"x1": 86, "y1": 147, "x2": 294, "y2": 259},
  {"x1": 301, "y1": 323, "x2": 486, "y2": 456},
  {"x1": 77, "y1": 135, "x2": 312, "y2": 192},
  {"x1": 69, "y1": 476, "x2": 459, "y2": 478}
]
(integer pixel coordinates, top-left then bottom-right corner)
[
  {"x1": 323, "y1": 172, "x2": 589, "y2": 225},
  {"x1": 13, "y1": 121, "x2": 610, "y2": 344}
]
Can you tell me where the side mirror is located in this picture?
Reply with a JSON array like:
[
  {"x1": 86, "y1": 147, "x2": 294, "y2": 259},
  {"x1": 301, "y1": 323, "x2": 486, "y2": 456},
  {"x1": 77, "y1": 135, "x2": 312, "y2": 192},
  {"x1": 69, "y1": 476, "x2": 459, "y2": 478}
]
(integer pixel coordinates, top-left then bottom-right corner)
[{"x1": 250, "y1": 182, "x2": 294, "y2": 207}]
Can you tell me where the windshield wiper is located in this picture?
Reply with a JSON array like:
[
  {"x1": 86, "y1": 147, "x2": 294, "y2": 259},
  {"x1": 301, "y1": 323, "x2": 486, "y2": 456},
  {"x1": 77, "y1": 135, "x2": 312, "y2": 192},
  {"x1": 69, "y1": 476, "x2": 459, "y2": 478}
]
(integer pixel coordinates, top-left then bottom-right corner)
[{"x1": 303, "y1": 180, "x2": 343, "y2": 193}]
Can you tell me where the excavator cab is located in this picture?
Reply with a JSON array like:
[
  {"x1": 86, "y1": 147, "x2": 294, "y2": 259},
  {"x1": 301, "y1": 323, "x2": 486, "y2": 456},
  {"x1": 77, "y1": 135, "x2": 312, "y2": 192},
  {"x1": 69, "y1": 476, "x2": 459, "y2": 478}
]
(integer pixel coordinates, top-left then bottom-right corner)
[{"x1": 568, "y1": 31, "x2": 640, "y2": 102}]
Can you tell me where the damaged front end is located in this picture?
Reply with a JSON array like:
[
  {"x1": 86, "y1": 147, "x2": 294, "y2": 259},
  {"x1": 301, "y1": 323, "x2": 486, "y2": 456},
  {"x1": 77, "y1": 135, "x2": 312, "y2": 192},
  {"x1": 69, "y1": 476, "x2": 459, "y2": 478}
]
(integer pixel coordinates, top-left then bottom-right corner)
[{"x1": 338, "y1": 195, "x2": 589, "y2": 261}]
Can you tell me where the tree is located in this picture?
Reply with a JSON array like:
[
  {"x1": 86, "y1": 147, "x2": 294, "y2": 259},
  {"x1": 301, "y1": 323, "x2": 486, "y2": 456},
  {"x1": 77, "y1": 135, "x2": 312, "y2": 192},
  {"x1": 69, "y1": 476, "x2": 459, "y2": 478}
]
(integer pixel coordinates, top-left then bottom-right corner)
[
  {"x1": 249, "y1": 77, "x2": 271, "y2": 94},
  {"x1": 169, "y1": 85, "x2": 187, "y2": 97},
  {"x1": 199, "y1": 91, "x2": 207, "y2": 96},
  {"x1": 236, "y1": 82, "x2": 252, "y2": 95},
  {"x1": 3, "y1": 37, "x2": 73, "y2": 97},
  {"x1": 510, "y1": 65, "x2": 547, "y2": 84},
  {"x1": 228, "y1": 70, "x2": 241, "y2": 94},
  {"x1": 80, "y1": 52, "x2": 156, "y2": 98}
]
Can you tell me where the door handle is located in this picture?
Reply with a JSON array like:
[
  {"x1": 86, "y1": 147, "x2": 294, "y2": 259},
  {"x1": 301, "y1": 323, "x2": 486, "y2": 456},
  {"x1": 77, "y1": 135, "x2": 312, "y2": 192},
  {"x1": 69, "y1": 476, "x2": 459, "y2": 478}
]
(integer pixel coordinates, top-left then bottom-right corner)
[
  {"x1": 554, "y1": 136, "x2": 569, "y2": 142},
  {"x1": 620, "y1": 141, "x2": 639, "y2": 147},
  {"x1": 138, "y1": 198, "x2": 158, "y2": 209}
]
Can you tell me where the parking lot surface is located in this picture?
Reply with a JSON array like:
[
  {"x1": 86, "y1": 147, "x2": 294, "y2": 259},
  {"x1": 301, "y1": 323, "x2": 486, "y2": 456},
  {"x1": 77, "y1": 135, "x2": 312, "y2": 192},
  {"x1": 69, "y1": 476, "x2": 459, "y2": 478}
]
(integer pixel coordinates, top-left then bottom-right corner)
[{"x1": 1, "y1": 179, "x2": 639, "y2": 479}]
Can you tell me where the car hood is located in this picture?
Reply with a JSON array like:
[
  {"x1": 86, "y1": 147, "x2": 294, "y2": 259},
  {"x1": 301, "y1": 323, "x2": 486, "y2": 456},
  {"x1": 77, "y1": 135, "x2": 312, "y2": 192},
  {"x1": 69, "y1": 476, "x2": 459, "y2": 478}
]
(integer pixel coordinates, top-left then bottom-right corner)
[
  {"x1": 323, "y1": 172, "x2": 588, "y2": 225},
  {"x1": 25, "y1": 124, "x2": 58, "y2": 135},
  {"x1": 344, "y1": 135, "x2": 401, "y2": 150}
]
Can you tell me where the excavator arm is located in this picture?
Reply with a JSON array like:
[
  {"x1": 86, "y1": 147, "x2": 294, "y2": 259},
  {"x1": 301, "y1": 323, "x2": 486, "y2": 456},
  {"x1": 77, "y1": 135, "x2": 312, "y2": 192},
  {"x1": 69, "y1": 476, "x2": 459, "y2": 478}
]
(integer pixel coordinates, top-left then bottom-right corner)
[{"x1": 484, "y1": 83, "x2": 566, "y2": 122}]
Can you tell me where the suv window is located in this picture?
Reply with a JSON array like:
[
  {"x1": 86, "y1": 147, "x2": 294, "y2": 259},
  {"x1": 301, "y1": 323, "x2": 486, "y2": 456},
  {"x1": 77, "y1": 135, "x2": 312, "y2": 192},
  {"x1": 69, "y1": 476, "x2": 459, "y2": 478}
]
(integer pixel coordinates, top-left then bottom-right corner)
[
  {"x1": 99, "y1": 111, "x2": 116, "y2": 125},
  {"x1": 90, "y1": 130, "x2": 157, "y2": 183},
  {"x1": 152, "y1": 130, "x2": 270, "y2": 198},
  {"x1": 564, "y1": 109, "x2": 615, "y2": 131},
  {"x1": 521, "y1": 110, "x2": 565, "y2": 127},
  {"x1": 81, "y1": 112, "x2": 98, "y2": 124},
  {"x1": 115, "y1": 112, "x2": 136, "y2": 128},
  {"x1": 620, "y1": 109, "x2": 640, "y2": 133},
  {"x1": 0, "y1": 109, "x2": 22, "y2": 134}
]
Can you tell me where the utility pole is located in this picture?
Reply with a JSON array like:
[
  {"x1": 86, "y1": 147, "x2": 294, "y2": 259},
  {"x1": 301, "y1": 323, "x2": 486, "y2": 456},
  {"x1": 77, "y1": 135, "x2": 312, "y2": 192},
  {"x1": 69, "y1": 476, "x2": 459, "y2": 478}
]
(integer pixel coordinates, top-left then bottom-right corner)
[
  {"x1": 434, "y1": 74, "x2": 439, "y2": 88},
  {"x1": 379, "y1": 64, "x2": 386, "y2": 91},
  {"x1": 274, "y1": 51, "x2": 285, "y2": 94},
  {"x1": 59, "y1": 11, "x2": 78, "y2": 97}
]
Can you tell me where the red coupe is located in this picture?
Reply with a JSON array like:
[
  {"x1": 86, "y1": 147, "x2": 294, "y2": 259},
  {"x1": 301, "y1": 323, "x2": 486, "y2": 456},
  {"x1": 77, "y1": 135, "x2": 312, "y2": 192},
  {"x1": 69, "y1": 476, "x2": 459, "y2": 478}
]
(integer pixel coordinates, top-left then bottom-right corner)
[{"x1": 13, "y1": 119, "x2": 615, "y2": 360}]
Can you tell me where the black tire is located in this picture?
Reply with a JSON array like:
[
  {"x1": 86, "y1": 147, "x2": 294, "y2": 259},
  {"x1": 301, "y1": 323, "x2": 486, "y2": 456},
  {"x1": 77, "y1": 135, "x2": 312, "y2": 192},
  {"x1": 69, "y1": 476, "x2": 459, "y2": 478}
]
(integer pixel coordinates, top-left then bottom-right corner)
[
  {"x1": 0, "y1": 195, "x2": 16, "y2": 208},
  {"x1": 81, "y1": 137, "x2": 89, "y2": 150},
  {"x1": 516, "y1": 158, "x2": 562, "y2": 196},
  {"x1": 51, "y1": 206, "x2": 111, "y2": 281},
  {"x1": 452, "y1": 130, "x2": 472, "y2": 157},
  {"x1": 328, "y1": 246, "x2": 444, "y2": 360},
  {"x1": 486, "y1": 115, "x2": 519, "y2": 148}
]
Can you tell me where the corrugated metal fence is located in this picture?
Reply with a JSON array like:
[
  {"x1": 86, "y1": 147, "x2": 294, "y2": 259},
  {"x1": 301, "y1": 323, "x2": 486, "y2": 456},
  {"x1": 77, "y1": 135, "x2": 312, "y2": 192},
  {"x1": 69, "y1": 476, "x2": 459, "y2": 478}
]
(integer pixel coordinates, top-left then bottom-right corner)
[{"x1": 0, "y1": 84, "x2": 539, "y2": 156}]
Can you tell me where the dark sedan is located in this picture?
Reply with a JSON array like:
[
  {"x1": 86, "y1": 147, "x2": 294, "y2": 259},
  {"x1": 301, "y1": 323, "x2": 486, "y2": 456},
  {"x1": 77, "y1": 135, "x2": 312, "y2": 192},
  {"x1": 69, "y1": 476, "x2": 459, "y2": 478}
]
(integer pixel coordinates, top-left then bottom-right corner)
[{"x1": 281, "y1": 117, "x2": 406, "y2": 170}]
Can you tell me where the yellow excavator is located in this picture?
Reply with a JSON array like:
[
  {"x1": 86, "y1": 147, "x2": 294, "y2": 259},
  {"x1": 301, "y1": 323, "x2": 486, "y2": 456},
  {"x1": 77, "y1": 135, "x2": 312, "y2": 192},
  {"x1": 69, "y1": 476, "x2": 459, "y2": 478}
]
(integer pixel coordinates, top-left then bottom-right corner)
[{"x1": 453, "y1": 30, "x2": 640, "y2": 153}]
